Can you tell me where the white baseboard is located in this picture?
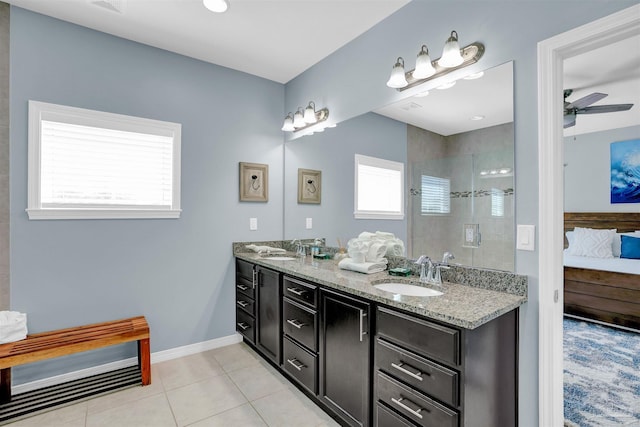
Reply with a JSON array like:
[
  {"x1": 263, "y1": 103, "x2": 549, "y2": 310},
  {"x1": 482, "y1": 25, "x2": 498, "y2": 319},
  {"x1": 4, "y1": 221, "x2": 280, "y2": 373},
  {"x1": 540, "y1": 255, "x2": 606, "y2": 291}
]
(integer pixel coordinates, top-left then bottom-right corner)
[{"x1": 11, "y1": 333, "x2": 243, "y2": 395}]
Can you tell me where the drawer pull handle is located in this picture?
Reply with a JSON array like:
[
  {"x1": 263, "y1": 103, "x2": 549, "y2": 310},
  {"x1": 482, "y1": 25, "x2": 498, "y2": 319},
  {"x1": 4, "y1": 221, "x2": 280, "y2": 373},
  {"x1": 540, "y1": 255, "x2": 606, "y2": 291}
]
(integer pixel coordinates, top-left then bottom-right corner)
[
  {"x1": 391, "y1": 397, "x2": 428, "y2": 419},
  {"x1": 237, "y1": 284, "x2": 249, "y2": 291},
  {"x1": 286, "y1": 319, "x2": 306, "y2": 329},
  {"x1": 237, "y1": 301, "x2": 249, "y2": 308},
  {"x1": 391, "y1": 362, "x2": 427, "y2": 381},
  {"x1": 286, "y1": 358, "x2": 306, "y2": 371},
  {"x1": 359, "y1": 309, "x2": 367, "y2": 342},
  {"x1": 287, "y1": 287, "x2": 307, "y2": 296},
  {"x1": 236, "y1": 322, "x2": 250, "y2": 331}
]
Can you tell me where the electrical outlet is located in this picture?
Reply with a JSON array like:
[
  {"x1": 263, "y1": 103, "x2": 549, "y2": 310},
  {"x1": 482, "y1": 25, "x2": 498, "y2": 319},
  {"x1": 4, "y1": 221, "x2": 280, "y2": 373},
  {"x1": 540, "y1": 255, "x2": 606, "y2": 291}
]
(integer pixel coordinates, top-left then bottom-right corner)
[
  {"x1": 306, "y1": 218, "x2": 313, "y2": 229},
  {"x1": 249, "y1": 218, "x2": 258, "y2": 231}
]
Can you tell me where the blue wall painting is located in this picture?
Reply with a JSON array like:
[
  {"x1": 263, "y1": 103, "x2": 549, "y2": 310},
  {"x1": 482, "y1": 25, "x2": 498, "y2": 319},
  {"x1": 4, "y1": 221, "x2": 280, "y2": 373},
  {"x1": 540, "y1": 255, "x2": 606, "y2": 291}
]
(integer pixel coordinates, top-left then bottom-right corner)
[{"x1": 611, "y1": 139, "x2": 640, "y2": 204}]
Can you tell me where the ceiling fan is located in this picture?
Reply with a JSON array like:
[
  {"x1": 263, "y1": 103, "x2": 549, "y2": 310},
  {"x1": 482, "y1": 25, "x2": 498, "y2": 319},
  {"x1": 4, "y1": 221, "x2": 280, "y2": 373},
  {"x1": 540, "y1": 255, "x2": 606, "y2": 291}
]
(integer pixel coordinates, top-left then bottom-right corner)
[{"x1": 563, "y1": 89, "x2": 634, "y2": 128}]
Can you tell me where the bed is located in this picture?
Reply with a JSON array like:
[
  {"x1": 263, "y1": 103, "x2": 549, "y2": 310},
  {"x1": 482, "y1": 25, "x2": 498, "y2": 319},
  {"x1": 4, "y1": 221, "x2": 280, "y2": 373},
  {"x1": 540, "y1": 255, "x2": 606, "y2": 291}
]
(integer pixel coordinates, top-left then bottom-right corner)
[{"x1": 564, "y1": 212, "x2": 640, "y2": 330}]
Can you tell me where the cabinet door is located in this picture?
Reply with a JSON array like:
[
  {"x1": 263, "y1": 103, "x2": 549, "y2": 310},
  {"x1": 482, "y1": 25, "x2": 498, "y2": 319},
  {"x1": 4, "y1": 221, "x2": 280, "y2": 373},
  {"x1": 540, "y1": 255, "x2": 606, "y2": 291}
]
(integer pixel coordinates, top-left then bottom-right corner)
[
  {"x1": 256, "y1": 266, "x2": 281, "y2": 365},
  {"x1": 320, "y1": 290, "x2": 370, "y2": 427}
]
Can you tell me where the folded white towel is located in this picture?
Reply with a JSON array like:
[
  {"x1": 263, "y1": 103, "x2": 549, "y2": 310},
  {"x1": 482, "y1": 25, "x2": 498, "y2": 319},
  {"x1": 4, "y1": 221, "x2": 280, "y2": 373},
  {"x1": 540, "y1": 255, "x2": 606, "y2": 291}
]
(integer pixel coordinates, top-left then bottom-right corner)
[
  {"x1": 0, "y1": 311, "x2": 28, "y2": 344},
  {"x1": 338, "y1": 257, "x2": 388, "y2": 274},
  {"x1": 245, "y1": 244, "x2": 286, "y2": 254},
  {"x1": 366, "y1": 242, "x2": 386, "y2": 263},
  {"x1": 358, "y1": 231, "x2": 376, "y2": 241},
  {"x1": 375, "y1": 231, "x2": 395, "y2": 240}
]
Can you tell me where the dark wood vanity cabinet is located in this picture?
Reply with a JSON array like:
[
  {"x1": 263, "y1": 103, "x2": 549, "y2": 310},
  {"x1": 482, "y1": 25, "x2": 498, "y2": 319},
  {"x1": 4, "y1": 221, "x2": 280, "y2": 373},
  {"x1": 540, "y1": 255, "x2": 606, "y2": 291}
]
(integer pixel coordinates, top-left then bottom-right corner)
[
  {"x1": 320, "y1": 289, "x2": 371, "y2": 427},
  {"x1": 235, "y1": 259, "x2": 281, "y2": 365},
  {"x1": 374, "y1": 306, "x2": 518, "y2": 427}
]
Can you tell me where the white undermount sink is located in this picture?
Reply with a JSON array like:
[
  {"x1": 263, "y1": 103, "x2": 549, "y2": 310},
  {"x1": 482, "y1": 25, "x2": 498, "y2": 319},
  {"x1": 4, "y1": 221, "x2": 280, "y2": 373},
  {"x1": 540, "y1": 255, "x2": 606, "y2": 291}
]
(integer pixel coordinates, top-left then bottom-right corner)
[
  {"x1": 373, "y1": 282, "x2": 443, "y2": 297},
  {"x1": 264, "y1": 256, "x2": 296, "y2": 261}
]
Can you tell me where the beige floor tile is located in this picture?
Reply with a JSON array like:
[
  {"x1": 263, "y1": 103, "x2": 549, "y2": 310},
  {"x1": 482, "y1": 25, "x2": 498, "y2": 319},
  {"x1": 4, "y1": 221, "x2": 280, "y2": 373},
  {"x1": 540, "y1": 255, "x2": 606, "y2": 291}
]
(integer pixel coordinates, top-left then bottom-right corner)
[
  {"x1": 87, "y1": 367, "x2": 165, "y2": 414},
  {"x1": 227, "y1": 362, "x2": 289, "y2": 401},
  {"x1": 210, "y1": 343, "x2": 261, "y2": 373},
  {"x1": 85, "y1": 393, "x2": 176, "y2": 427},
  {"x1": 166, "y1": 375, "x2": 247, "y2": 427},
  {"x1": 251, "y1": 388, "x2": 339, "y2": 427},
  {"x1": 5, "y1": 401, "x2": 87, "y2": 427},
  {"x1": 156, "y1": 351, "x2": 225, "y2": 391},
  {"x1": 185, "y1": 403, "x2": 267, "y2": 427}
]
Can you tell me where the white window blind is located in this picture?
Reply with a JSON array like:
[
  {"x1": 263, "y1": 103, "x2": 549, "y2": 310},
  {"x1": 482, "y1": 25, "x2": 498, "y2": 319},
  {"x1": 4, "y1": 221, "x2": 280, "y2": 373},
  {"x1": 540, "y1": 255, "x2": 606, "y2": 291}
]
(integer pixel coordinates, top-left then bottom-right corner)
[
  {"x1": 421, "y1": 175, "x2": 450, "y2": 215},
  {"x1": 354, "y1": 154, "x2": 404, "y2": 220},
  {"x1": 491, "y1": 188, "x2": 505, "y2": 217},
  {"x1": 28, "y1": 101, "x2": 181, "y2": 219}
]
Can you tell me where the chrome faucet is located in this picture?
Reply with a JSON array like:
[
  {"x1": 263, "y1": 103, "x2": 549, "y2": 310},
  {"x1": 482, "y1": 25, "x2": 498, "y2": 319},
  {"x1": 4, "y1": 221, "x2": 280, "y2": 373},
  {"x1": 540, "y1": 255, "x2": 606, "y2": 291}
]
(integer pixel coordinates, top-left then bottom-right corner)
[
  {"x1": 441, "y1": 251, "x2": 455, "y2": 265},
  {"x1": 414, "y1": 255, "x2": 434, "y2": 284}
]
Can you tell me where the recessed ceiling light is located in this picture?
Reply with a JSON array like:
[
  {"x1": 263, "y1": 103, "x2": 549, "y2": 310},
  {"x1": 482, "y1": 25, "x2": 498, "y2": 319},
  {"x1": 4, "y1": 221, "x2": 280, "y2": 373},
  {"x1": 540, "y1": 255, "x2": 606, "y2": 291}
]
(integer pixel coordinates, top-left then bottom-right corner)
[
  {"x1": 470, "y1": 115, "x2": 485, "y2": 121},
  {"x1": 203, "y1": 0, "x2": 229, "y2": 13},
  {"x1": 463, "y1": 71, "x2": 484, "y2": 80},
  {"x1": 436, "y1": 81, "x2": 456, "y2": 90}
]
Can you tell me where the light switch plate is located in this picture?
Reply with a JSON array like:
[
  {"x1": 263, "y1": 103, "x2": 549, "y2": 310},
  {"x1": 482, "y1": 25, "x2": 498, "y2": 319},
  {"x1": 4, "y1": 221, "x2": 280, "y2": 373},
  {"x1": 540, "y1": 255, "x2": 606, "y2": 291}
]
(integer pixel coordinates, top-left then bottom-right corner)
[
  {"x1": 517, "y1": 224, "x2": 535, "y2": 251},
  {"x1": 305, "y1": 218, "x2": 313, "y2": 229},
  {"x1": 249, "y1": 217, "x2": 258, "y2": 231}
]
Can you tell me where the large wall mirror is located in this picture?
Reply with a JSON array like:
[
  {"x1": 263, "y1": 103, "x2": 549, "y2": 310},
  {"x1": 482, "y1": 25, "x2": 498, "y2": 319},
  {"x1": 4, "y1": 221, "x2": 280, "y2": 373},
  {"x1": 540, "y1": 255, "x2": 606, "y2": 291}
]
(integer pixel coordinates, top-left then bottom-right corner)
[{"x1": 284, "y1": 61, "x2": 514, "y2": 272}]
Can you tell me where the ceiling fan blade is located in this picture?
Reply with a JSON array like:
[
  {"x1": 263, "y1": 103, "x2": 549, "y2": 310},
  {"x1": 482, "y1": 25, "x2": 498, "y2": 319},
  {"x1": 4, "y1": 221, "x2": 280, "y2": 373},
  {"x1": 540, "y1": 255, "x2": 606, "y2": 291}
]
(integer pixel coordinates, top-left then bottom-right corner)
[
  {"x1": 576, "y1": 104, "x2": 634, "y2": 114},
  {"x1": 563, "y1": 112, "x2": 576, "y2": 128},
  {"x1": 565, "y1": 92, "x2": 608, "y2": 110}
]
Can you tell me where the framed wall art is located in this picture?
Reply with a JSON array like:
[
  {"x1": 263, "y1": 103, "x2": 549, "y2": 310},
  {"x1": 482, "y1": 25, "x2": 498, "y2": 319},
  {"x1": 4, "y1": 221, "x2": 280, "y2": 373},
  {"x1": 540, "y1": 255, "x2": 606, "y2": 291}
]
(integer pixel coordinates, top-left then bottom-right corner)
[
  {"x1": 298, "y1": 168, "x2": 321, "y2": 204},
  {"x1": 239, "y1": 162, "x2": 269, "y2": 202},
  {"x1": 611, "y1": 139, "x2": 640, "y2": 204}
]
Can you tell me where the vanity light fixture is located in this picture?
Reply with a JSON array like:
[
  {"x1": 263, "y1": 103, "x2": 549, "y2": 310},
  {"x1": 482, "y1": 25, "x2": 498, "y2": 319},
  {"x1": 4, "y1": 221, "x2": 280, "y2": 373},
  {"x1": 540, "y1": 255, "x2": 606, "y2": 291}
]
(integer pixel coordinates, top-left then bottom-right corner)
[
  {"x1": 386, "y1": 30, "x2": 484, "y2": 92},
  {"x1": 463, "y1": 71, "x2": 485, "y2": 80},
  {"x1": 203, "y1": 0, "x2": 229, "y2": 13},
  {"x1": 281, "y1": 101, "x2": 331, "y2": 135}
]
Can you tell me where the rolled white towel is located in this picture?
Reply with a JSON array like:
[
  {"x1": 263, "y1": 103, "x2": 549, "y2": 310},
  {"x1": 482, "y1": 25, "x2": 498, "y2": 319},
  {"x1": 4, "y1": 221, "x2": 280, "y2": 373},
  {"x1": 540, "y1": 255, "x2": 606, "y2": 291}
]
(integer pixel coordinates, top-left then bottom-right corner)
[
  {"x1": 347, "y1": 239, "x2": 369, "y2": 263},
  {"x1": 384, "y1": 240, "x2": 405, "y2": 257},
  {"x1": 358, "y1": 231, "x2": 376, "y2": 241},
  {"x1": 375, "y1": 231, "x2": 396, "y2": 240},
  {"x1": 338, "y1": 257, "x2": 388, "y2": 274},
  {"x1": 366, "y1": 242, "x2": 387, "y2": 263}
]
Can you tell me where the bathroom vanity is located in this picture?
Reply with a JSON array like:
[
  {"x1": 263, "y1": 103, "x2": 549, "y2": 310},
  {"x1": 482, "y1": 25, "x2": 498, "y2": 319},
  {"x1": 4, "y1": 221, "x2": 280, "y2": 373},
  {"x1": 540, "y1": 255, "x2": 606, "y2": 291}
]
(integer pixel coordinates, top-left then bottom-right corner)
[{"x1": 234, "y1": 248, "x2": 527, "y2": 427}]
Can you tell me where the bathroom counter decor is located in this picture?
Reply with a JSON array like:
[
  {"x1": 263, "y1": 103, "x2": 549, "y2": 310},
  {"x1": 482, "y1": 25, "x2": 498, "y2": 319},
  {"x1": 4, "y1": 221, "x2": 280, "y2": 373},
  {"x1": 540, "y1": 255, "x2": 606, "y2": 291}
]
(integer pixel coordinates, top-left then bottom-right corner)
[{"x1": 234, "y1": 248, "x2": 527, "y2": 330}]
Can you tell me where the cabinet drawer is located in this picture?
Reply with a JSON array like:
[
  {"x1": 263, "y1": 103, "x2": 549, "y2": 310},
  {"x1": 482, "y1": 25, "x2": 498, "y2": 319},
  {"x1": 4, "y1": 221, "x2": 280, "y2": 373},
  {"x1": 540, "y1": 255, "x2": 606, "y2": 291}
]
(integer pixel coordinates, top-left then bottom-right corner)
[
  {"x1": 283, "y1": 276, "x2": 318, "y2": 308},
  {"x1": 376, "y1": 371, "x2": 458, "y2": 427},
  {"x1": 375, "y1": 402, "x2": 419, "y2": 427},
  {"x1": 377, "y1": 306, "x2": 460, "y2": 366},
  {"x1": 236, "y1": 259, "x2": 255, "y2": 281},
  {"x1": 236, "y1": 276, "x2": 255, "y2": 299},
  {"x1": 236, "y1": 291, "x2": 255, "y2": 316},
  {"x1": 236, "y1": 310, "x2": 255, "y2": 343},
  {"x1": 376, "y1": 338, "x2": 459, "y2": 407},
  {"x1": 283, "y1": 336, "x2": 317, "y2": 394},
  {"x1": 283, "y1": 298, "x2": 317, "y2": 352}
]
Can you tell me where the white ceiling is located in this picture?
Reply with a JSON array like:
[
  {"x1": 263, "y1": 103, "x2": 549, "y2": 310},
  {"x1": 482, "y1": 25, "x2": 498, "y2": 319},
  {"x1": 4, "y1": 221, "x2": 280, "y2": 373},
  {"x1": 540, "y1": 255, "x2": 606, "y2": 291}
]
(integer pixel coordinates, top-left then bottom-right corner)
[{"x1": 5, "y1": 0, "x2": 409, "y2": 84}]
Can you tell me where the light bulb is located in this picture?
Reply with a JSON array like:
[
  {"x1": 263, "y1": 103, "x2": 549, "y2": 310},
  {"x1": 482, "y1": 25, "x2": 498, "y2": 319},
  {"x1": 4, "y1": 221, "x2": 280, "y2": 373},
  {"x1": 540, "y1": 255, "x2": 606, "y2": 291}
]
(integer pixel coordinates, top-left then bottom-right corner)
[
  {"x1": 203, "y1": 0, "x2": 229, "y2": 13},
  {"x1": 303, "y1": 102, "x2": 317, "y2": 124},
  {"x1": 386, "y1": 57, "x2": 408, "y2": 88},
  {"x1": 412, "y1": 45, "x2": 436, "y2": 79},
  {"x1": 281, "y1": 113, "x2": 294, "y2": 132},
  {"x1": 438, "y1": 30, "x2": 464, "y2": 68},
  {"x1": 293, "y1": 109, "x2": 305, "y2": 128}
]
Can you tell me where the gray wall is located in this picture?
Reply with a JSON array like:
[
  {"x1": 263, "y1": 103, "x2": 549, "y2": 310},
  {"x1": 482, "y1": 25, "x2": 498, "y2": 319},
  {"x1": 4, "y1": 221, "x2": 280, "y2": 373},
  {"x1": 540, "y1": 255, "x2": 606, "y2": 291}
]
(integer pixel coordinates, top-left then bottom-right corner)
[
  {"x1": 10, "y1": 7, "x2": 284, "y2": 383},
  {"x1": 284, "y1": 112, "x2": 407, "y2": 245},
  {"x1": 284, "y1": 2, "x2": 638, "y2": 426},
  {"x1": 564, "y1": 125, "x2": 640, "y2": 212},
  {"x1": 0, "y1": 3, "x2": 8, "y2": 311}
]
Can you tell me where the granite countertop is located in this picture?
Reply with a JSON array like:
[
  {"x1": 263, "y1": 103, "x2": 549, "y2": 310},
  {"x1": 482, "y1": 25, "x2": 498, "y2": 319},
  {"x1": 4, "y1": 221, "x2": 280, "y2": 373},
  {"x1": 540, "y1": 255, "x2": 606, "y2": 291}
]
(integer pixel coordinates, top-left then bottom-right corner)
[{"x1": 235, "y1": 252, "x2": 527, "y2": 330}]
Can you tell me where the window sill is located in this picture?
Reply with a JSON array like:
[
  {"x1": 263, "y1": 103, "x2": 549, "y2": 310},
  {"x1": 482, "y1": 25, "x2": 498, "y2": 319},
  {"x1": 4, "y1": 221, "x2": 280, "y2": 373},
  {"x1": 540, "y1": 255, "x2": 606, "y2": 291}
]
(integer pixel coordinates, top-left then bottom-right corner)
[
  {"x1": 354, "y1": 212, "x2": 404, "y2": 220},
  {"x1": 26, "y1": 208, "x2": 181, "y2": 220}
]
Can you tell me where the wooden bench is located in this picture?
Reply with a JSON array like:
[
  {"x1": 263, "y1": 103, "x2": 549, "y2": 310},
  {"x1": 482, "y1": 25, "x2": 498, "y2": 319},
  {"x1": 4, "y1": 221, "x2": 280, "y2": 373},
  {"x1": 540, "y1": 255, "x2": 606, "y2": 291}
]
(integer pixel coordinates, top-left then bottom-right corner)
[{"x1": 0, "y1": 316, "x2": 150, "y2": 403}]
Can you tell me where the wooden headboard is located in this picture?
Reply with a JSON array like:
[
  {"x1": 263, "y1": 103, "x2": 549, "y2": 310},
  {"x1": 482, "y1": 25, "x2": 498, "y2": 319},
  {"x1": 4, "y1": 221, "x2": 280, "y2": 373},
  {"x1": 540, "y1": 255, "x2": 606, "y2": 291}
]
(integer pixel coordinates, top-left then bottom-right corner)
[{"x1": 564, "y1": 212, "x2": 640, "y2": 248}]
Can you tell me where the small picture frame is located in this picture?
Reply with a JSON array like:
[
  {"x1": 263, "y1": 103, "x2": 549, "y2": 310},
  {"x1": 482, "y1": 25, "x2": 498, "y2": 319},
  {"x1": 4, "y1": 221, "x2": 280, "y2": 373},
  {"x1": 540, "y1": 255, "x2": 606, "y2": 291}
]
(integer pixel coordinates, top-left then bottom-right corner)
[
  {"x1": 298, "y1": 168, "x2": 321, "y2": 204},
  {"x1": 239, "y1": 162, "x2": 269, "y2": 202}
]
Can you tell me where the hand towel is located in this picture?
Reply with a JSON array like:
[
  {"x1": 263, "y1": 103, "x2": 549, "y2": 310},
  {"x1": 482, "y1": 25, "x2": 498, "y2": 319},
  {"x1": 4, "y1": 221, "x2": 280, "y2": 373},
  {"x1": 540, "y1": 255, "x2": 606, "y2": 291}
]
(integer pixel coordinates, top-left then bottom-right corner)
[
  {"x1": 366, "y1": 242, "x2": 387, "y2": 263},
  {"x1": 338, "y1": 257, "x2": 388, "y2": 274}
]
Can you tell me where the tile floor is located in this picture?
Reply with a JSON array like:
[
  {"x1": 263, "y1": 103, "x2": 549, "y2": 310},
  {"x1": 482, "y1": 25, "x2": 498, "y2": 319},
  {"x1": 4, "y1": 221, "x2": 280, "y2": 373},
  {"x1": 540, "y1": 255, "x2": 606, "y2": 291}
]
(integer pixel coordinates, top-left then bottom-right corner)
[{"x1": 6, "y1": 343, "x2": 340, "y2": 427}]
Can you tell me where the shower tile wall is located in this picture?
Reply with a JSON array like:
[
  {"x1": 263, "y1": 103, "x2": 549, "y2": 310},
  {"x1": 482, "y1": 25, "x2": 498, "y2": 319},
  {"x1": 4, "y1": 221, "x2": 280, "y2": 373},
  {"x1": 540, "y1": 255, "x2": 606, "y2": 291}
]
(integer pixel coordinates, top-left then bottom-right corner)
[
  {"x1": 407, "y1": 123, "x2": 514, "y2": 271},
  {"x1": 0, "y1": 2, "x2": 8, "y2": 310}
]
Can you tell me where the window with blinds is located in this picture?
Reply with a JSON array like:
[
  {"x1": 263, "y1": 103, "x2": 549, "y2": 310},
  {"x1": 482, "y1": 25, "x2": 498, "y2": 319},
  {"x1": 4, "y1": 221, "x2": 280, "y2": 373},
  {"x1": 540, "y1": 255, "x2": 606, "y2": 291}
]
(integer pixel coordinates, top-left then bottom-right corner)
[
  {"x1": 27, "y1": 101, "x2": 181, "y2": 219},
  {"x1": 491, "y1": 188, "x2": 505, "y2": 217},
  {"x1": 354, "y1": 154, "x2": 404, "y2": 220},
  {"x1": 421, "y1": 175, "x2": 450, "y2": 215}
]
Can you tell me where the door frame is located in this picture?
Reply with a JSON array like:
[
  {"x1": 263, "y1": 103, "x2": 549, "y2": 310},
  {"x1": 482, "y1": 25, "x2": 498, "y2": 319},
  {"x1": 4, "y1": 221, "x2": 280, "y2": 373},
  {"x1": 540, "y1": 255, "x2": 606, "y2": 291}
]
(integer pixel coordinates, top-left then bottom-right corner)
[{"x1": 537, "y1": 5, "x2": 640, "y2": 426}]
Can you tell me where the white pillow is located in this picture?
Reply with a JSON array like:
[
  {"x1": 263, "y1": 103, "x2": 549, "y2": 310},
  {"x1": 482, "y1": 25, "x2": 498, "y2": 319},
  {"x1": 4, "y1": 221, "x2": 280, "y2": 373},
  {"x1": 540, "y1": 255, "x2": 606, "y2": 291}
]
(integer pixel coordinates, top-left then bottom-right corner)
[
  {"x1": 566, "y1": 231, "x2": 575, "y2": 247},
  {"x1": 612, "y1": 231, "x2": 640, "y2": 257},
  {"x1": 566, "y1": 227, "x2": 616, "y2": 258}
]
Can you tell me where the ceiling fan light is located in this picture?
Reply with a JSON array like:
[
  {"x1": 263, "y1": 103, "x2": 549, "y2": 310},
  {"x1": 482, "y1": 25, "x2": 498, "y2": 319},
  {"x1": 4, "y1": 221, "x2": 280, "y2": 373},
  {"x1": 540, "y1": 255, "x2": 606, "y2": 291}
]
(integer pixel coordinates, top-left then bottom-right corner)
[
  {"x1": 293, "y1": 109, "x2": 306, "y2": 128},
  {"x1": 386, "y1": 57, "x2": 408, "y2": 88},
  {"x1": 281, "y1": 113, "x2": 294, "y2": 131},
  {"x1": 203, "y1": 0, "x2": 229, "y2": 13},
  {"x1": 303, "y1": 102, "x2": 317, "y2": 124},
  {"x1": 412, "y1": 45, "x2": 436, "y2": 79},
  {"x1": 438, "y1": 30, "x2": 464, "y2": 68}
]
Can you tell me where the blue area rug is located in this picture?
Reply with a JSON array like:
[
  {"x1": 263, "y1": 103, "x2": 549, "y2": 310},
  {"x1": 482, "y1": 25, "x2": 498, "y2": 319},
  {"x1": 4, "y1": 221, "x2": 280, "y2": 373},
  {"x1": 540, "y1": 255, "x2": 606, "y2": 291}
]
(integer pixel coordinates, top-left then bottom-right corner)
[{"x1": 564, "y1": 317, "x2": 640, "y2": 426}]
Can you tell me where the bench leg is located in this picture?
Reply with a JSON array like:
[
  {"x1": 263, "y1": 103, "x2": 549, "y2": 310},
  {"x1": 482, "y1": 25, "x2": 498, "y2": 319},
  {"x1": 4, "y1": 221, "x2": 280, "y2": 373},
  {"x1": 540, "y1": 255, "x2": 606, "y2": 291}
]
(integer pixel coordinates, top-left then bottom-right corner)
[
  {"x1": 138, "y1": 338, "x2": 151, "y2": 386},
  {"x1": 1, "y1": 368, "x2": 11, "y2": 403}
]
